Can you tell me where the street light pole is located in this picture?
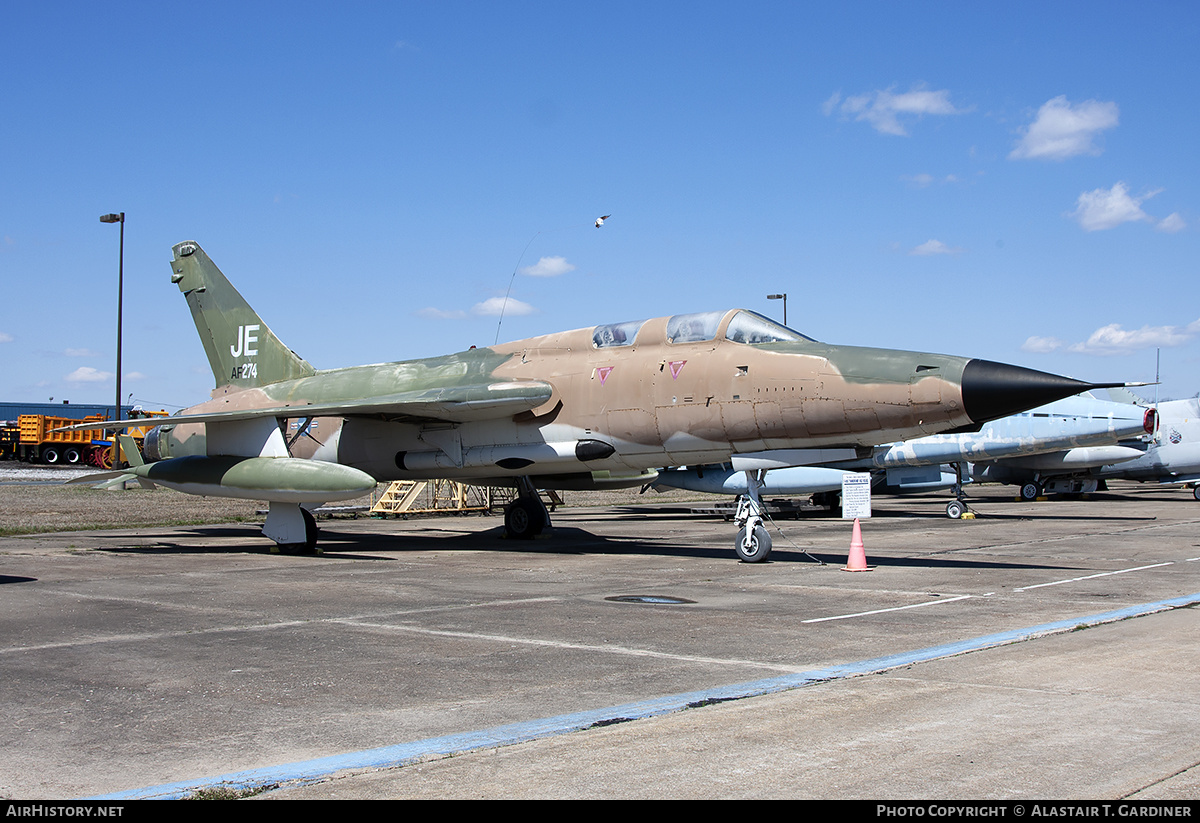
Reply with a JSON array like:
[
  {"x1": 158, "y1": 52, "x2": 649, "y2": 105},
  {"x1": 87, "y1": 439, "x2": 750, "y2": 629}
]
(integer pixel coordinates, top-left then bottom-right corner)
[
  {"x1": 100, "y1": 212, "x2": 124, "y2": 468},
  {"x1": 767, "y1": 293, "x2": 787, "y2": 326}
]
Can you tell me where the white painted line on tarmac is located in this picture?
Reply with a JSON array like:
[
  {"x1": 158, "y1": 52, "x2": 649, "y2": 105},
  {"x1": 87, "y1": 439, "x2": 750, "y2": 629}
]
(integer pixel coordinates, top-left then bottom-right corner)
[
  {"x1": 91, "y1": 591, "x2": 1200, "y2": 801},
  {"x1": 1014, "y1": 562, "x2": 1173, "y2": 591},
  {"x1": 801, "y1": 594, "x2": 975, "y2": 623},
  {"x1": 341, "y1": 618, "x2": 812, "y2": 674}
]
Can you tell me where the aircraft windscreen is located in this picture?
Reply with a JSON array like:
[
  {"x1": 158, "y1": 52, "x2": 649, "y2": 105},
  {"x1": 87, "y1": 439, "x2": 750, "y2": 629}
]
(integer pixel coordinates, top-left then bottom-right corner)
[
  {"x1": 725, "y1": 311, "x2": 814, "y2": 344},
  {"x1": 592, "y1": 320, "x2": 645, "y2": 348},
  {"x1": 667, "y1": 311, "x2": 724, "y2": 344}
]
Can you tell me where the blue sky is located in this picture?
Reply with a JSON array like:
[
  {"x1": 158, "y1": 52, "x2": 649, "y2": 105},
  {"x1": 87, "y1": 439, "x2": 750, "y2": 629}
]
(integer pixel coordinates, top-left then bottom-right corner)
[{"x1": 2, "y1": 1, "x2": 1198, "y2": 410}]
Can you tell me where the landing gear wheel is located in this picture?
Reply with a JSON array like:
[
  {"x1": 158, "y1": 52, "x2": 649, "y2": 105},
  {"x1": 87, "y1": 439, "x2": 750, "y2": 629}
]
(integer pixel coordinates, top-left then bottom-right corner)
[
  {"x1": 302, "y1": 508, "x2": 318, "y2": 551},
  {"x1": 946, "y1": 500, "x2": 965, "y2": 519},
  {"x1": 1193, "y1": 485, "x2": 1200, "y2": 502},
  {"x1": 504, "y1": 498, "x2": 546, "y2": 540},
  {"x1": 1020, "y1": 482, "x2": 1041, "y2": 502},
  {"x1": 735, "y1": 525, "x2": 772, "y2": 562},
  {"x1": 277, "y1": 509, "x2": 319, "y2": 555}
]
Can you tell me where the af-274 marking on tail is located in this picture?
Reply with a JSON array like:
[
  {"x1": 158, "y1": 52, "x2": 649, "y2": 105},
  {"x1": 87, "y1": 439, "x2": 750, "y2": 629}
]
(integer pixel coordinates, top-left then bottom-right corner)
[{"x1": 170, "y1": 241, "x2": 316, "y2": 390}]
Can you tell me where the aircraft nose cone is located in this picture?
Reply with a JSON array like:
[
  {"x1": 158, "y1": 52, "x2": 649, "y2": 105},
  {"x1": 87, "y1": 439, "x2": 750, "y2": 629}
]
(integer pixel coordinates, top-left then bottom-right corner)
[{"x1": 961, "y1": 359, "x2": 1096, "y2": 424}]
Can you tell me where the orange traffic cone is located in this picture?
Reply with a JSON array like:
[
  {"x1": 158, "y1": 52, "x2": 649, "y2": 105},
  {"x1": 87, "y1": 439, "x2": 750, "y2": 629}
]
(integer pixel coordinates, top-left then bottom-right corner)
[{"x1": 843, "y1": 517, "x2": 873, "y2": 572}]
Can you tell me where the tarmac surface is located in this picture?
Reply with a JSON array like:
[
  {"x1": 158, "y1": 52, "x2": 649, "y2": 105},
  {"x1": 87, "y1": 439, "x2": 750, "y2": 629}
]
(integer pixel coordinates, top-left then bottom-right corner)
[{"x1": 2, "y1": 482, "x2": 1199, "y2": 800}]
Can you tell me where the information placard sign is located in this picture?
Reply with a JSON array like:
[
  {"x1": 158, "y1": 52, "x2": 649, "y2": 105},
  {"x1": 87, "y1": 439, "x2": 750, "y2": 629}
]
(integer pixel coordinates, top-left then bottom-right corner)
[{"x1": 841, "y1": 472, "x2": 872, "y2": 520}]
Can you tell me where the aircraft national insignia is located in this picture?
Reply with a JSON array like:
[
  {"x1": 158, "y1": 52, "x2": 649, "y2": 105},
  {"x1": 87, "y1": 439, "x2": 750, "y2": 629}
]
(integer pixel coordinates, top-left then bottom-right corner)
[
  {"x1": 669, "y1": 360, "x2": 687, "y2": 380},
  {"x1": 595, "y1": 366, "x2": 614, "y2": 385}
]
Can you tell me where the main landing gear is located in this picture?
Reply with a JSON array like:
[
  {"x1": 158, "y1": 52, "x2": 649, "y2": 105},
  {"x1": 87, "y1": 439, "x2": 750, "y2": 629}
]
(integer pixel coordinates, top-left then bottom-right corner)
[
  {"x1": 264, "y1": 503, "x2": 319, "y2": 554},
  {"x1": 503, "y1": 476, "x2": 552, "y2": 540},
  {"x1": 946, "y1": 462, "x2": 971, "y2": 519},
  {"x1": 732, "y1": 469, "x2": 773, "y2": 562}
]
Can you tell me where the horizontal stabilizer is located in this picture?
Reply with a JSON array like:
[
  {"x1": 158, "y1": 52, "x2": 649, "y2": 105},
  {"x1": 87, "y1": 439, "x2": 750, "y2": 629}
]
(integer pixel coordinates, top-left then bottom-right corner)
[{"x1": 64, "y1": 470, "x2": 136, "y2": 486}]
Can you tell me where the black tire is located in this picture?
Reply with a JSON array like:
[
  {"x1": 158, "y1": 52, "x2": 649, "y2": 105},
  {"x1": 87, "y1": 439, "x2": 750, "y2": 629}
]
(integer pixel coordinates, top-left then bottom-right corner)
[
  {"x1": 278, "y1": 509, "x2": 320, "y2": 554},
  {"x1": 1019, "y1": 482, "x2": 1041, "y2": 501},
  {"x1": 64, "y1": 447, "x2": 82, "y2": 464},
  {"x1": 735, "y1": 525, "x2": 772, "y2": 562},
  {"x1": 504, "y1": 499, "x2": 545, "y2": 539},
  {"x1": 41, "y1": 446, "x2": 60, "y2": 465},
  {"x1": 301, "y1": 508, "x2": 318, "y2": 552},
  {"x1": 946, "y1": 500, "x2": 964, "y2": 519},
  {"x1": 1193, "y1": 486, "x2": 1200, "y2": 502}
]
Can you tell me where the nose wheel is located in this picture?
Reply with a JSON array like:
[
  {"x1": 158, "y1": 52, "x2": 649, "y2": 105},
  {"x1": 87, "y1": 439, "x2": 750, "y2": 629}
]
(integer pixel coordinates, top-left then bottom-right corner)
[
  {"x1": 735, "y1": 524, "x2": 772, "y2": 562},
  {"x1": 732, "y1": 470, "x2": 773, "y2": 562}
]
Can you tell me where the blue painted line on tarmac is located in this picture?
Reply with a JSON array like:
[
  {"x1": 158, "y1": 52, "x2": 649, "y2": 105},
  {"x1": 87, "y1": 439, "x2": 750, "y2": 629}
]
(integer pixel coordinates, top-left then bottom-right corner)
[{"x1": 91, "y1": 592, "x2": 1200, "y2": 800}]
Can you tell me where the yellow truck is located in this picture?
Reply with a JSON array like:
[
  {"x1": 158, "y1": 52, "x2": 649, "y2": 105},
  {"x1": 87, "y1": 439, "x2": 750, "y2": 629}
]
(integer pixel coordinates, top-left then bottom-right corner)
[{"x1": 15, "y1": 409, "x2": 167, "y2": 468}]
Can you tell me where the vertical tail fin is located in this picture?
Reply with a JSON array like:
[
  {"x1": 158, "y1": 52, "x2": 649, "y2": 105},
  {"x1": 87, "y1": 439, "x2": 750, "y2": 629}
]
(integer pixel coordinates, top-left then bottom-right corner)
[{"x1": 169, "y1": 241, "x2": 316, "y2": 389}]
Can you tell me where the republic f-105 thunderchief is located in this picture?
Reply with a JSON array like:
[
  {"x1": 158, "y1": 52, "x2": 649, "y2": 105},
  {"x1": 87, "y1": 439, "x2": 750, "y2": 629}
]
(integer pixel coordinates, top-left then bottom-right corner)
[{"x1": 81, "y1": 241, "x2": 1127, "y2": 561}]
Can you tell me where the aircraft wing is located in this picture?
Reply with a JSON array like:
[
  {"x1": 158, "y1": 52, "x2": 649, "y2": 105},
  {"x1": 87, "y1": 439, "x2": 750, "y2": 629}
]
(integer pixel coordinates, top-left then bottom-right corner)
[{"x1": 56, "y1": 380, "x2": 555, "y2": 431}]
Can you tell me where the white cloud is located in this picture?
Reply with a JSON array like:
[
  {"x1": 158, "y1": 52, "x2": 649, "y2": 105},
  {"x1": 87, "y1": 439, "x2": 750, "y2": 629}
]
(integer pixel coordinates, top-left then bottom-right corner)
[
  {"x1": 417, "y1": 307, "x2": 467, "y2": 320},
  {"x1": 1010, "y1": 96, "x2": 1119, "y2": 160},
  {"x1": 901, "y1": 173, "x2": 959, "y2": 188},
  {"x1": 65, "y1": 366, "x2": 114, "y2": 383},
  {"x1": 1068, "y1": 319, "x2": 1200, "y2": 355},
  {"x1": 1021, "y1": 336, "x2": 1066, "y2": 354},
  {"x1": 910, "y1": 239, "x2": 961, "y2": 256},
  {"x1": 1157, "y1": 212, "x2": 1186, "y2": 233},
  {"x1": 124, "y1": 371, "x2": 147, "y2": 381},
  {"x1": 472, "y1": 296, "x2": 535, "y2": 317},
  {"x1": 826, "y1": 85, "x2": 965, "y2": 136},
  {"x1": 64, "y1": 347, "x2": 102, "y2": 357},
  {"x1": 519, "y1": 256, "x2": 576, "y2": 277},
  {"x1": 1069, "y1": 182, "x2": 1158, "y2": 231},
  {"x1": 902, "y1": 173, "x2": 935, "y2": 187},
  {"x1": 0, "y1": 332, "x2": 12, "y2": 343}
]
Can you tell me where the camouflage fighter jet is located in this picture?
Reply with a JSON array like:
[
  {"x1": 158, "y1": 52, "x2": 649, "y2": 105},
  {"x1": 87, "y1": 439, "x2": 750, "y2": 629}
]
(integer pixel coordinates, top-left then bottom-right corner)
[{"x1": 81, "y1": 241, "x2": 1127, "y2": 561}]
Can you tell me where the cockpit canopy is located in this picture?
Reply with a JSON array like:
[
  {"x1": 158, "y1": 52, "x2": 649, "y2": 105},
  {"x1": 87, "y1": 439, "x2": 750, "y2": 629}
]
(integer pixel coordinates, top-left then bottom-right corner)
[{"x1": 592, "y1": 310, "x2": 814, "y2": 349}]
